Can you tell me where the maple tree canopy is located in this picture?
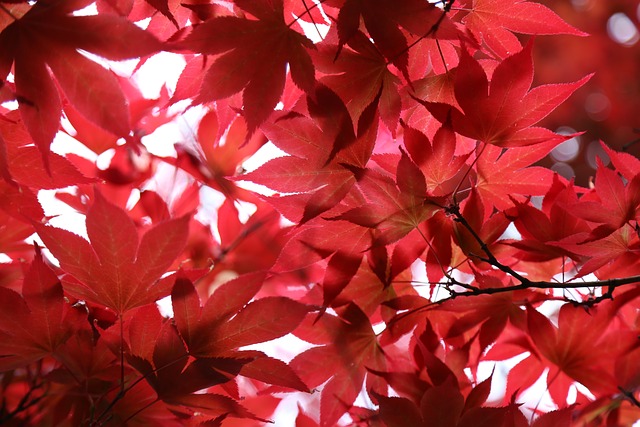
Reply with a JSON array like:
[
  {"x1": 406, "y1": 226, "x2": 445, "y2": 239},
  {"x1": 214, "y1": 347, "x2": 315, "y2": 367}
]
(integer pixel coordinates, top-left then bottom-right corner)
[{"x1": 0, "y1": 0, "x2": 639, "y2": 426}]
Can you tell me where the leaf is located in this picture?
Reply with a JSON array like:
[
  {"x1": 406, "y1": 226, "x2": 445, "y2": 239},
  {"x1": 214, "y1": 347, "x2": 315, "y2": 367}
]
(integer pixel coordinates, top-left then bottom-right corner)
[
  {"x1": 333, "y1": 0, "x2": 452, "y2": 81},
  {"x1": 35, "y1": 190, "x2": 190, "y2": 313},
  {"x1": 314, "y1": 30, "x2": 401, "y2": 134},
  {"x1": 531, "y1": 406, "x2": 576, "y2": 427},
  {"x1": 474, "y1": 141, "x2": 560, "y2": 212},
  {"x1": 182, "y1": 0, "x2": 315, "y2": 132},
  {"x1": 239, "y1": 100, "x2": 376, "y2": 223},
  {"x1": 0, "y1": 247, "x2": 77, "y2": 371},
  {"x1": 290, "y1": 303, "x2": 386, "y2": 427},
  {"x1": 142, "y1": 321, "x2": 253, "y2": 400},
  {"x1": 461, "y1": 0, "x2": 587, "y2": 58},
  {"x1": 239, "y1": 352, "x2": 309, "y2": 391},
  {"x1": 330, "y1": 157, "x2": 441, "y2": 246},
  {"x1": 321, "y1": 251, "x2": 362, "y2": 308},
  {"x1": 402, "y1": 119, "x2": 471, "y2": 197},
  {"x1": 422, "y1": 41, "x2": 591, "y2": 147},
  {"x1": 552, "y1": 224, "x2": 640, "y2": 278},
  {"x1": 296, "y1": 404, "x2": 319, "y2": 427},
  {"x1": 0, "y1": 0, "x2": 161, "y2": 163},
  {"x1": 128, "y1": 303, "x2": 164, "y2": 362},
  {"x1": 375, "y1": 394, "x2": 424, "y2": 427},
  {"x1": 170, "y1": 393, "x2": 265, "y2": 422},
  {"x1": 570, "y1": 160, "x2": 640, "y2": 239},
  {"x1": 419, "y1": 381, "x2": 465, "y2": 427},
  {"x1": 526, "y1": 304, "x2": 631, "y2": 399},
  {"x1": 306, "y1": 85, "x2": 357, "y2": 165},
  {"x1": 0, "y1": 176, "x2": 44, "y2": 223},
  {"x1": 172, "y1": 274, "x2": 308, "y2": 359},
  {"x1": 506, "y1": 175, "x2": 589, "y2": 263},
  {"x1": 171, "y1": 273, "x2": 202, "y2": 347},
  {"x1": 213, "y1": 297, "x2": 309, "y2": 351}
]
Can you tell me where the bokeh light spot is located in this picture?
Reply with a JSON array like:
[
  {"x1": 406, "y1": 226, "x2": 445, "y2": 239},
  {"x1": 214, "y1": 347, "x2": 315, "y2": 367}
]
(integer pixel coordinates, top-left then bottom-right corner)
[
  {"x1": 607, "y1": 13, "x2": 639, "y2": 46},
  {"x1": 584, "y1": 92, "x2": 611, "y2": 121},
  {"x1": 551, "y1": 127, "x2": 581, "y2": 162}
]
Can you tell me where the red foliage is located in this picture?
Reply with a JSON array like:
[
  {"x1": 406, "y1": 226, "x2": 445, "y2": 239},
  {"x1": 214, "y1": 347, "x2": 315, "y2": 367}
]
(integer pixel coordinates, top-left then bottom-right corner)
[{"x1": 1, "y1": 0, "x2": 639, "y2": 426}]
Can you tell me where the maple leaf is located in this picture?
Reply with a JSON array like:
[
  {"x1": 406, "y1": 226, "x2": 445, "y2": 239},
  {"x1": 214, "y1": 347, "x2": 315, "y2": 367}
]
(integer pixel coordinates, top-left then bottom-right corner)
[
  {"x1": 0, "y1": 246, "x2": 81, "y2": 371},
  {"x1": 34, "y1": 190, "x2": 190, "y2": 314},
  {"x1": 290, "y1": 303, "x2": 386, "y2": 427},
  {"x1": 552, "y1": 223, "x2": 640, "y2": 279},
  {"x1": 459, "y1": 0, "x2": 587, "y2": 58},
  {"x1": 445, "y1": 188, "x2": 509, "y2": 271},
  {"x1": 422, "y1": 40, "x2": 592, "y2": 147},
  {"x1": 0, "y1": 110, "x2": 93, "y2": 189},
  {"x1": 331, "y1": 151, "x2": 441, "y2": 246},
  {"x1": 329, "y1": 0, "x2": 455, "y2": 81},
  {"x1": 181, "y1": 0, "x2": 315, "y2": 132},
  {"x1": 499, "y1": 303, "x2": 638, "y2": 407},
  {"x1": 238, "y1": 86, "x2": 378, "y2": 223},
  {"x1": 169, "y1": 110, "x2": 267, "y2": 200},
  {"x1": 0, "y1": 0, "x2": 161, "y2": 166},
  {"x1": 530, "y1": 406, "x2": 576, "y2": 427},
  {"x1": 62, "y1": 75, "x2": 177, "y2": 155},
  {"x1": 506, "y1": 174, "x2": 590, "y2": 262},
  {"x1": 375, "y1": 378, "x2": 523, "y2": 427},
  {"x1": 402, "y1": 118, "x2": 471, "y2": 197},
  {"x1": 600, "y1": 140, "x2": 640, "y2": 183},
  {"x1": 473, "y1": 141, "x2": 562, "y2": 213},
  {"x1": 171, "y1": 273, "x2": 308, "y2": 365},
  {"x1": 442, "y1": 289, "x2": 527, "y2": 353},
  {"x1": 314, "y1": 30, "x2": 401, "y2": 134},
  {"x1": 0, "y1": 179, "x2": 44, "y2": 222},
  {"x1": 569, "y1": 159, "x2": 640, "y2": 240},
  {"x1": 111, "y1": 306, "x2": 268, "y2": 424}
]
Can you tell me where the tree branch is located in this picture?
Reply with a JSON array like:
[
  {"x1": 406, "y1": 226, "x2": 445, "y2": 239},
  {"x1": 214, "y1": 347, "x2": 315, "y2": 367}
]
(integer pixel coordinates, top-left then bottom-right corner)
[{"x1": 440, "y1": 203, "x2": 640, "y2": 306}]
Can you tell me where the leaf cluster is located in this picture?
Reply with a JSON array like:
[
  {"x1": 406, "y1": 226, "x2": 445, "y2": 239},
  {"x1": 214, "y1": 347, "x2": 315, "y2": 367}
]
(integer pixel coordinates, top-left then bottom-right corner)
[{"x1": 0, "y1": 0, "x2": 639, "y2": 426}]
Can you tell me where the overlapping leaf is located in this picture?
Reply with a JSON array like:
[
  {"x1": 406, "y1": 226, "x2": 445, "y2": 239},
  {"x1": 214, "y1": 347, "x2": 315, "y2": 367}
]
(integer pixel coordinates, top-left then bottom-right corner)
[
  {"x1": 0, "y1": 247, "x2": 81, "y2": 371},
  {"x1": 328, "y1": 0, "x2": 456, "y2": 80},
  {"x1": 0, "y1": 0, "x2": 161, "y2": 165},
  {"x1": 171, "y1": 274, "x2": 308, "y2": 392},
  {"x1": 181, "y1": 0, "x2": 315, "y2": 132},
  {"x1": 290, "y1": 303, "x2": 386, "y2": 427},
  {"x1": 35, "y1": 190, "x2": 190, "y2": 314},
  {"x1": 423, "y1": 41, "x2": 591, "y2": 147},
  {"x1": 459, "y1": 0, "x2": 587, "y2": 58}
]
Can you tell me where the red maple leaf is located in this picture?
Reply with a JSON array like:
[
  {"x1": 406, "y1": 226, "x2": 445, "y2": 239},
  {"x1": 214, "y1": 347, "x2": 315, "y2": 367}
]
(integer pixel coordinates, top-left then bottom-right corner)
[
  {"x1": 459, "y1": 0, "x2": 587, "y2": 58},
  {"x1": 327, "y1": 0, "x2": 455, "y2": 81},
  {"x1": 125, "y1": 305, "x2": 270, "y2": 422},
  {"x1": 238, "y1": 85, "x2": 378, "y2": 223},
  {"x1": 0, "y1": 110, "x2": 93, "y2": 189},
  {"x1": 314, "y1": 29, "x2": 401, "y2": 134},
  {"x1": 0, "y1": 247, "x2": 81, "y2": 371},
  {"x1": 570, "y1": 159, "x2": 640, "y2": 240},
  {"x1": 0, "y1": 0, "x2": 161, "y2": 166},
  {"x1": 180, "y1": 0, "x2": 315, "y2": 132},
  {"x1": 495, "y1": 302, "x2": 638, "y2": 407},
  {"x1": 506, "y1": 174, "x2": 590, "y2": 262},
  {"x1": 423, "y1": 40, "x2": 592, "y2": 148},
  {"x1": 473, "y1": 141, "x2": 562, "y2": 213},
  {"x1": 553, "y1": 223, "x2": 640, "y2": 279},
  {"x1": 331, "y1": 151, "x2": 442, "y2": 246},
  {"x1": 171, "y1": 273, "x2": 308, "y2": 382},
  {"x1": 290, "y1": 303, "x2": 387, "y2": 427},
  {"x1": 34, "y1": 190, "x2": 190, "y2": 314},
  {"x1": 402, "y1": 118, "x2": 471, "y2": 197},
  {"x1": 169, "y1": 110, "x2": 267, "y2": 200}
]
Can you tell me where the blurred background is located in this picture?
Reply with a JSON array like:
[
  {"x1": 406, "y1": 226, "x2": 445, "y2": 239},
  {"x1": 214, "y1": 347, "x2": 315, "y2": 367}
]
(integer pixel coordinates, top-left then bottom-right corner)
[{"x1": 533, "y1": 0, "x2": 640, "y2": 185}]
